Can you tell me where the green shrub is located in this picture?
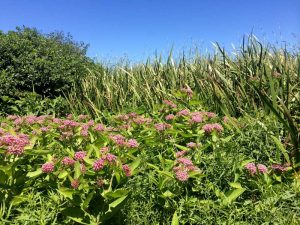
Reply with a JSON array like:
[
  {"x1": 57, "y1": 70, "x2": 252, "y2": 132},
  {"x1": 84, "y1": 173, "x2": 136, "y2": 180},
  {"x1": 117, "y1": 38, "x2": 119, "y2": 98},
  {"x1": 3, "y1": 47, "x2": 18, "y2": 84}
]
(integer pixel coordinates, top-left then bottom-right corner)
[
  {"x1": 0, "y1": 26, "x2": 91, "y2": 97},
  {"x1": 0, "y1": 92, "x2": 69, "y2": 117}
]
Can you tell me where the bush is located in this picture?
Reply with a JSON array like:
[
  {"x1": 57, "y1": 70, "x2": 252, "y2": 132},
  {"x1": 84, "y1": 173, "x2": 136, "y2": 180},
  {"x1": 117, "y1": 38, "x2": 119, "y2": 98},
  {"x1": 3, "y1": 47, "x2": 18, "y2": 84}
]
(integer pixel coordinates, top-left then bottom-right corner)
[
  {"x1": 1, "y1": 96, "x2": 299, "y2": 224},
  {"x1": 0, "y1": 26, "x2": 92, "y2": 97}
]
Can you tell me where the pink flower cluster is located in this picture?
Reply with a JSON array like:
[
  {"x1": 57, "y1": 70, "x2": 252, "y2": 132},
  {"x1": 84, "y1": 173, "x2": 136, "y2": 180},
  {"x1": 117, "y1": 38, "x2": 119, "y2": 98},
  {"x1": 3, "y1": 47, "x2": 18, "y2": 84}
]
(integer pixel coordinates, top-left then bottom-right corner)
[
  {"x1": 74, "y1": 151, "x2": 87, "y2": 161},
  {"x1": 78, "y1": 114, "x2": 89, "y2": 120},
  {"x1": 109, "y1": 134, "x2": 126, "y2": 145},
  {"x1": 163, "y1": 100, "x2": 177, "y2": 108},
  {"x1": 122, "y1": 164, "x2": 131, "y2": 176},
  {"x1": 190, "y1": 114, "x2": 203, "y2": 123},
  {"x1": 93, "y1": 153, "x2": 117, "y2": 171},
  {"x1": 244, "y1": 163, "x2": 267, "y2": 175},
  {"x1": 109, "y1": 135, "x2": 139, "y2": 148},
  {"x1": 173, "y1": 157, "x2": 198, "y2": 181},
  {"x1": 165, "y1": 114, "x2": 175, "y2": 120},
  {"x1": 132, "y1": 116, "x2": 152, "y2": 125},
  {"x1": 126, "y1": 139, "x2": 139, "y2": 148},
  {"x1": 62, "y1": 157, "x2": 75, "y2": 166},
  {"x1": 42, "y1": 162, "x2": 55, "y2": 173},
  {"x1": 116, "y1": 114, "x2": 130, "y2": 121},
  {"x1": 187, "y1": 142, "x2": 197, "y2": 148},
  {"x1": 175, "y1": 150, "x2": 187, "y2": 158},
  {"x1": 180, "y1": 86, "x2": 193, "y2": 97},
  {"x1": 154, "y1": 123, "x2": 172, "y2": 131},
  {"x1": 71, "y1": 179, "x2": 80, "y2": 189},
  {"x1": 202, "y1": 123, "x2": 223, "y2": 133},
  {"x1": 94, "y1": 123, "x2": 105, "y2": 131},
  {"x1": 176, "y1": 109, "x2": 190, "y2": 117},
  {"x1": 0, "y1": 134, "x2": 30, "y2": 155},
  {"x1": 271, "y1": 164, "x2": 288, "y2": 172},
  {"x1": 103, "y1": 153, "x2": 117, "y2": 164},
  {"x1": 93, "y1": 159, "x2": 105, "y2": 171}
]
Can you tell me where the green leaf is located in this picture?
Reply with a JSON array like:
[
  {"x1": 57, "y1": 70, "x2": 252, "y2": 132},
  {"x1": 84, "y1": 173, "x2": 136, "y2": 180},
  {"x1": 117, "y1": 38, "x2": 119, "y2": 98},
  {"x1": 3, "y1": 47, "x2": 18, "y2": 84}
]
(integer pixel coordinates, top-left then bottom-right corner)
[
  {"x1": 171, "y1": 211, "x2": 179, "y2": 225},
  {"x1": 58, "y1": 170, "x2": 69, "y2": 179},
  {"x1": 26, "y1": 168, "x2": 42, "y2": 178},
  {"x1": 74, "y1": 161, "x2": 81, "y2": 179},
  {"x1": 106, "y1": 195, "x2": 127, "y2": 213},
  {"x1": 129, "y1": 158, "x2": 141, "y2": 174},
  {"x1": 103, "y1": 189, "x2": 129, "y2": 199},
  {"x1": 11, "y1": 196, "x2": 27, "y2": 206},
  {"x1": 24, "y1": 136, "x2": 38, "y2": 150},
  {"x1": 229, "y1": 182, "x2": 242, "y2": 189},
  {"x1": 157, "y1": 170, "x2": 174, "y2": 179},
  {"x1": 58, "y1": 187, "x2": 74, "y2": 199},
  {"x1": 82, "y1": 192, "x2": 94, "y2": 210},
  {"x1": 174, "y1": 144, "x2": 190, "y2": 151},
  {"x1": 61, "y1": 207, "x2": 88, "y2": 224},
  {"x1": 271, "y1": 135, "x2": 290, "y2": 164},
  {"x1": 223, "y1": 188, "x2": 245, "y2": 205},
  {"x1": 162, "y1": 190, "x2": 175, "y2": 198}
]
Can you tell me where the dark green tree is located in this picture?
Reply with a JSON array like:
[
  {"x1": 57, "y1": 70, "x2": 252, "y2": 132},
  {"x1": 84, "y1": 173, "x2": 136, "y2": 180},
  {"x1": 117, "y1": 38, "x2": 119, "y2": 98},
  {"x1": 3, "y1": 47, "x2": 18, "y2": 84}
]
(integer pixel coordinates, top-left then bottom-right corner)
[{"x1": 0, "y1": 26, "x2": 91, "y2": 97}]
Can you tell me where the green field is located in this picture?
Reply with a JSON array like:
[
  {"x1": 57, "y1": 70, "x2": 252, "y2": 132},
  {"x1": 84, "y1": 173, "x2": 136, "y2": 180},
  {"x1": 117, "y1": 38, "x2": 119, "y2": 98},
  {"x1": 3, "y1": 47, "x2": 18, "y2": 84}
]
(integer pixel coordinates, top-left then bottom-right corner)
[{"x1": 0, "y1": 28, "x2": 299, "y2": 224}]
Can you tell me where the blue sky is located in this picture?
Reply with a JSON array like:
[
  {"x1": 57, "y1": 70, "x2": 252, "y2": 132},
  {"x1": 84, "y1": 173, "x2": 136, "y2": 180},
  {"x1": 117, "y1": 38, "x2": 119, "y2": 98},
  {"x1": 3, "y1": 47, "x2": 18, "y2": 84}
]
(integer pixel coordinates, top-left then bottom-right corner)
[{"x1": 0, "y1": 0, "x2": 299, "y2": 62}]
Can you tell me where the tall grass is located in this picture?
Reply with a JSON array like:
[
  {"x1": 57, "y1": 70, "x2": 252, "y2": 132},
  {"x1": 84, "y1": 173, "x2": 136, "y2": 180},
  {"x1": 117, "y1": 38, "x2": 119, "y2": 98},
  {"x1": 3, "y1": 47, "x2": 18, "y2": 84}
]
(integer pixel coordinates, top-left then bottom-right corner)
[{"x1": 67, "y1": 35, "x2": 299, "y2": 159}]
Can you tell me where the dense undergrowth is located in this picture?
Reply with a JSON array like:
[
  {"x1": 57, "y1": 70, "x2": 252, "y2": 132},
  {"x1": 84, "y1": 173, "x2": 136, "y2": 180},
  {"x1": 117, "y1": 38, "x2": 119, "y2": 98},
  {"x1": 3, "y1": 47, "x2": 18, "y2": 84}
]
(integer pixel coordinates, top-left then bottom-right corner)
[{"x1": 0, "y1": 28, "x2": 299, "y2": 224}]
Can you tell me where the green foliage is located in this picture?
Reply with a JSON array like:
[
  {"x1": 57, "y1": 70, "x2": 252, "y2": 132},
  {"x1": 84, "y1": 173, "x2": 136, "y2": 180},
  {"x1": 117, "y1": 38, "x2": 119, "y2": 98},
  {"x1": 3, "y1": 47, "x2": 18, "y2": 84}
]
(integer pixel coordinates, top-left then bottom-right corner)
[
  {"x1": 0, "y1": 92, "x2": 69, "y2": 117},
  {"x1": 0, "y1": 26, "x2": 91, "y2": 97}
]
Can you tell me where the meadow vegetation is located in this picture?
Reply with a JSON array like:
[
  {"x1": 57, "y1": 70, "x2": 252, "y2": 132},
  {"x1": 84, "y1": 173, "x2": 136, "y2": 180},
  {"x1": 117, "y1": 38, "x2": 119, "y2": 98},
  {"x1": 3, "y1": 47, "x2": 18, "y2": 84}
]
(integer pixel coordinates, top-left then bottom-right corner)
[{"x1": 0, "y1": 27, "x2": 299, "y2": 224}]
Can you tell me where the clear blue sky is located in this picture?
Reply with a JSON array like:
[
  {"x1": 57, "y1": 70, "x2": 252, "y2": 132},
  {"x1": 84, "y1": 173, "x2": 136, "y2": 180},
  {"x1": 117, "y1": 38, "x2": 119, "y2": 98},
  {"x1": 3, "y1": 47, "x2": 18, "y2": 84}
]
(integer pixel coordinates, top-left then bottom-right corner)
[{"x1": 0, "y1": 0, "x2": 299, "y2": 62}]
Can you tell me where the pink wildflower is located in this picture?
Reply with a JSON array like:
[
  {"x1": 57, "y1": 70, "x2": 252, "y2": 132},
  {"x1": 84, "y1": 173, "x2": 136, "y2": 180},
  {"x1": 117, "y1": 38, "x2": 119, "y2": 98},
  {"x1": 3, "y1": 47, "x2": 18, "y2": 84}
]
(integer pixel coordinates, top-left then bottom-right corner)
[
  {"x1": 128, "y1": 112, "x2": 137, "y2": 118},
  {"x1": 177, "y1": 157, "x2": 193, "y2": 166},
  {"x1": 87, "y1": 120, "x2": 95, "y2": 126},
  {"x1": 74, "y1": 151, "x2": 87, "y2": 161},
  {"x1": 71, "y1": 179, "x2": 80, "y2": 189},
  {"x1": 80, "y1": 129, "x2": 88, "y2": 137},
  {"x1": 40, "y1": 126, "x2": 49, "y2": 132},
  {"x1": 175, "y1": 170, "x2": 189, "y2": 181},
  {"x1": 78, "y1": 114, "x2": 89, "y2": 120},
  {"x1": 133, "y1": 116, "x2": 152, "y2": 125},
  {"x1": 100, "y1": 146, "x2": 110, "y2": 153},
  {"x1": 176, "y1": 109, "x2": 190, "y2": 116},
  {"x1": 96, "y1": 178, "x2": 105, "y2": 187},
  {"x1": 154, "y1": 123, "x2": 171, "y2": 131},
  {"x1": 205, "y1": 112, "x2": 216, "y2": 118},
  {"x1": 245, "y1": 163, "x2": 257, "y2": 175},
  {"x1": 165, "y1": 114, "x2": 175, "y2": 120},
  {"x1": 223, "y1": 116, "x2": 229, "y2": 123},
  {"x1": 202, "y1": 123, "x2": 223, "y2": 133},
  {"x1": 190, "y1": 115, "x2": 203, "y2": 123},
  {"x1": 116, "y1": 114, "x2": 129, "y2": 121},
  {"x1": 104, "y1": 153, "x2": 117, "y2": 164},
  {"x1": 187, "y1": 142, "x2": 197, "y2": 148},
  {"x1": 126, "y1": 139, "x2": 139, "y2": 148},
  {"x1": 14, "y1": 117, "x2": 23, "y2": 125},
  {"x1": 122, "y1": 164, "x2": 131, "y2": 177},
  {"x1": 93, "y1": 159, "x2": 105, "y2": 171},
  {"x1": 271, "y1": 164, "x2": 288, "y2": 172},
  {"x1": 181, "y1": 87, "x2": 193, "y2": 97},
  {"x1": 175, "y1": 150, "x2": 187, "y2": 158},
  {"x1": 41, "y1": 162, "x2": 55, "y2": 173},
  {"x1": 1, "y1": 134, "x2": 30, "y2": 155},
  {"x1": 7, "y1": 115, "x2": 18, "y2": 120},
  {"x1": 94, "y1": 124, "x2": 105, "y2": 131},
  {"x1": 257, "y1": 164, "x2": 267, "y2": 174},
  {"x1": 62, "y1": 157, "x2": 75, "y2": 166},
  {"x1": 186, "y1": 165, "x2": 197, "y2": 171},
  {"x1": 163, "y1": 100, "x2": 177, "y2": 108},
  {"x1": 80, "y1": 163, "x2": 87, "y2": 173}
]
